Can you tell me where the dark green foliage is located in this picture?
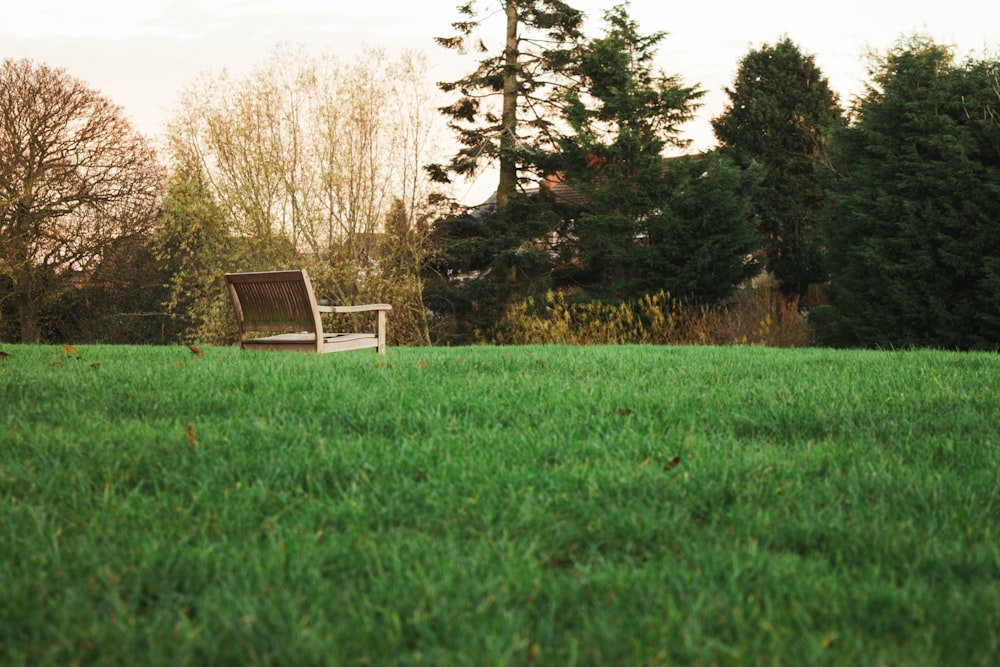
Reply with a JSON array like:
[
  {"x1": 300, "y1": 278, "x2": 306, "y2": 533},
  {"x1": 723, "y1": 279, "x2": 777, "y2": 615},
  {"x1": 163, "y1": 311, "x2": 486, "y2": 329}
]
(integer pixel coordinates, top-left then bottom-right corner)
[
  {"x1": 555, "y1": 5, "x2": 762, "y2": 303},
  {"x1": 822, "y1": 37, "x2": 1000, "y2": 350},
  {"x1": 423, "y1": 195, "x2": 560, "y2": 343},
  {"x1": 632, "y1": 153, "x2": 762, "y2": 302},
  {"x1": 428, "y1": 5, "x2": 762, "y2": 337},
  {"x1": 560, "y1": 154, "x2": 760, "y2": 303},
  {"x1": 0, "y1": 238, "x2": 172, "y2": 345},
  {"x1": 713, "y1": 37, "x2": 844, "y2": 301},
  {"x1": 558, "y1": 4, "x2": 699, "y2": 158},
  {"x1": 43, "y1": 239, "x2": 175, "y2": 344}
]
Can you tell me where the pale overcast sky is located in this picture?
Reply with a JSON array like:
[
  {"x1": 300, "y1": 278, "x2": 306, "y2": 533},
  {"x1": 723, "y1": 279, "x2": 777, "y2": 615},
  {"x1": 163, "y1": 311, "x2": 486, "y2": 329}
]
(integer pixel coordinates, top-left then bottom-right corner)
[{"x1": 5, "y1": 1, "x2": 999, "y2": 153}]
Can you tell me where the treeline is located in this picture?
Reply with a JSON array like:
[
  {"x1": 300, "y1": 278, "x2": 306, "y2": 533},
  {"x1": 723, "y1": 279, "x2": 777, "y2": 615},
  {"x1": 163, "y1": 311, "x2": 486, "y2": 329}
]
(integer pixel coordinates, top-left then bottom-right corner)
[
  {"x1": 2, "y1": 3, "x2": 998, "y2": 349},
  {"x1": 424, "y1": 4, "x2": 1000, "y2": 350}
]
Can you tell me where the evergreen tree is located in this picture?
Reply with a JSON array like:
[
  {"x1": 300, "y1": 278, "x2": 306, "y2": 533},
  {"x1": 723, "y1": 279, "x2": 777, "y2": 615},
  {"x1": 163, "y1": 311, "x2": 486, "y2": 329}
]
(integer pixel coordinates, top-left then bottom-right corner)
[
  {"x1": 429, "y1": 0, "x2": 584, "y2": 209},
  {"x1": 712, "y1": 37, "x2": 844, "y2": 304},
  {"x1": 425, "y1": 2, "x2": 757, "y2": 339},
  {"x1": 423, "y1": 195, "x2": 560, "y2": 343},
  {"x1": 424, "y1": 1, "x2": 583, "y2": 342},
  {"x1": 633, "y1": 153, "x2": 762, "y2": 302},
  {"x1": 822, "y1": 37, "x2": 1000, "y2": 349},
  {"x1": 557, "y1": 4, "x2": 729, "y2": 300}
]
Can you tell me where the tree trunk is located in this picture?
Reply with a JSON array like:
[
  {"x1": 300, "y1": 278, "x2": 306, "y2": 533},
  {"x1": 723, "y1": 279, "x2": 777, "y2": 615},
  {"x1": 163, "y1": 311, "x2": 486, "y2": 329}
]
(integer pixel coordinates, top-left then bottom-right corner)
[
  {"x1": 16, "y1": 295, "x2": 42, "y2": 343},
  {"x1": 496, "y1": 1, "x2": 520, "y2": 210}
]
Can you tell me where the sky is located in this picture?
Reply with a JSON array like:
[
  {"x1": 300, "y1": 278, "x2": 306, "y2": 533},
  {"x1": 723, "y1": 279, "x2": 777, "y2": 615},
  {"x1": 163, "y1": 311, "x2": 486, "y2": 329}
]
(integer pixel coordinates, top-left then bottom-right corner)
[{"x1": 5, "y1": 0, "x2": 999, "y2": 197}]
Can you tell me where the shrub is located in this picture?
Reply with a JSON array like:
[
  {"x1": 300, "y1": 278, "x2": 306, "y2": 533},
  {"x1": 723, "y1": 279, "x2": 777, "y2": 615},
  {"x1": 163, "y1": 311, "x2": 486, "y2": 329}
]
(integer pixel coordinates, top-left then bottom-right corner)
[{"x1": 493, "y1": 286, "x2": 812, "y2": 347}]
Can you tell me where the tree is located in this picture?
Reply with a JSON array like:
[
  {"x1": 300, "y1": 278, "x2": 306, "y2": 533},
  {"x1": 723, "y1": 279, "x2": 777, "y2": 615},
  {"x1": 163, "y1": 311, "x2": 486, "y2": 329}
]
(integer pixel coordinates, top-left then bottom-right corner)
[
  {"x1": 430, "y1": 0, "x2": 584, "y2": 209},
  {"x1": 0, "y1": 59, "x2": 163, "y2": 342},
  {"x1": 821, "y1": 37, "x2": 1000, "y2": 349},
  {"x1": 150, "y1": 163, "x2": 249, "y2": 344},
  {"x1": 424, "y1": 1, "x2": 584, "y2": 342},
  {"x1": 424, "y1": 3, "x2": 752, "y2": 340},
  {"x1": 554, "y1": 4, "x2": 714, "y2": 299},
  {"x1": 423, "y1": 193, "x2": 559, "y2": 343},
  {"x1": 712, "y1": 37, "x2": 844, "y2": 304},
  {"x1": 632, "y1": 153, "x2": 762, "y2": 302},
  {"x1": 165, "y1": 46, "x2": 439, "y2": 344}
]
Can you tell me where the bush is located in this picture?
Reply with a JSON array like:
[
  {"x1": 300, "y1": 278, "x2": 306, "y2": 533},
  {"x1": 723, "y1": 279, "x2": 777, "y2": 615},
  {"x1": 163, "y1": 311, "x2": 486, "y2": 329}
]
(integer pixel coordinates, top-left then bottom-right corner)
[{"x1": 493, "y1": 286, "x2": 812, "y2": 347}]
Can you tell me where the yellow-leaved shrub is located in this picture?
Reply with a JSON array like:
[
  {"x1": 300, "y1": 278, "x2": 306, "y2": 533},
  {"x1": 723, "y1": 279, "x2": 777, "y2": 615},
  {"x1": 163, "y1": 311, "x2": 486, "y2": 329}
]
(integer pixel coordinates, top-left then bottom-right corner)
[{"x1": 493, "y1": 287, "x2": 812, "y2": 347}]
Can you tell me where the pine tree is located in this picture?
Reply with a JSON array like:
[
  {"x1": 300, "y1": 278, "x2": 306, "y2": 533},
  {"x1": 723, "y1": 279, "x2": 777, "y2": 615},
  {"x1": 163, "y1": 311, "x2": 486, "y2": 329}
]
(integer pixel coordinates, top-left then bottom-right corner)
[
  {"x1": 822, "y1": 37, "x2": 1000, "y2": 349},
  {"x1": 635, "y1": 153, "x2": 762, "y2": 302},
  {"x1": 429, "y1": 0, "x2": 584, "y2": 209},
  {"x1": 424, "y1": 1, "x2": 583, "y2": 342},
  {"x1": 712, "y1": 37, "x2": 844, "y2": 304},
  {"x1": 556, "y1": 4, "x2": 719, "y2": 299}
]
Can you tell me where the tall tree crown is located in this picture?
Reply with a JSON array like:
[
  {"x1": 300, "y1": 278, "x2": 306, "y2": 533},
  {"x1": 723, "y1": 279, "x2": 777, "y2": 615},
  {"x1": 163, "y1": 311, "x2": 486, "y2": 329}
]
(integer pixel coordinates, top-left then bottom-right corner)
[
  {"x1": 713, "y1": 37, "x2": 842, "y2": 163},
  {"x1": 711, "y1": 37, "x2": 844, "y2": 301},
  {"x1": 430, "y1": 0, "x2": 585, "y2": 208}
]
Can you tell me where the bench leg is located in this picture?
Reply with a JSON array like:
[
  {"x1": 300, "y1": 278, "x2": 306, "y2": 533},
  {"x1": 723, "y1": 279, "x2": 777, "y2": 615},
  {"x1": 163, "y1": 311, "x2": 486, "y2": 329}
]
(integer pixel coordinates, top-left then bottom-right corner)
[{"x1": 377, "y1": 310, "x2": 388, "y2": 355}]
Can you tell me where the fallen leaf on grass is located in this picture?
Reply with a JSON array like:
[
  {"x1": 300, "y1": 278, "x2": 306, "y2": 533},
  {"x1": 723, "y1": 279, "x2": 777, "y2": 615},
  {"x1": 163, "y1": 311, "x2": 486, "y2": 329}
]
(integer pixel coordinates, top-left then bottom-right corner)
[
  {"x1": 417, "y1": 361, "x2": 430, "y2": 368},
  {"x1": 614, "y1": 406, "x2": 634, "y2": 416},
  {"x1": 0, "y1": 351, "x2": 8, "y2": 360},
  {"x1": 188, "y1": 345, "x2": 204, "y2": 357},
  {"x1": 664, "y1": 456, "x2": 682, "y2": 472},
  {"x1": 63, "y1": 345, "x2": 79, "y2": 356},
  {"x1": 187, "y1": 424, "x2": 198, "y2": 451}
]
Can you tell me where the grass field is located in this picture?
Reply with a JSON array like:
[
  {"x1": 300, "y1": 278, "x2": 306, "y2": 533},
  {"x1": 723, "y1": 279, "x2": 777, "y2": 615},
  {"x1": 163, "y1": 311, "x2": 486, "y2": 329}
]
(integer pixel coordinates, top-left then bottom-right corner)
[{"x1": 1, "y1": 343, "x2": 998, "y2": 666}]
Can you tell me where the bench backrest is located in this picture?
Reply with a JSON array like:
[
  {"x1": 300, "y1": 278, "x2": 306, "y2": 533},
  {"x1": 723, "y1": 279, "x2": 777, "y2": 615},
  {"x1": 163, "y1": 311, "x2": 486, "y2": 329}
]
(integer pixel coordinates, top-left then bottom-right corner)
[{"x1": 225, "y1": 270, "x2": 323, "y2": 335}]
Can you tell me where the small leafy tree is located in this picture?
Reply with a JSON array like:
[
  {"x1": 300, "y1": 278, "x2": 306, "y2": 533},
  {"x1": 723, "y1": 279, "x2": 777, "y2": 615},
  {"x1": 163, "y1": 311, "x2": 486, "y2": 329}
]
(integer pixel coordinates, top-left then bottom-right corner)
[
  {"x1": 151, "y1": 164, "x2": 249, "y2": 344},
  {"x1": 712, "y1": 37, "x2": 844, "y2": 304},
  {"x1": 367, "y1": 198, "x2": 433, "y2": 346},
  {"x1": 821, "y1": 37, "x2": 1000, "y2": 349}
]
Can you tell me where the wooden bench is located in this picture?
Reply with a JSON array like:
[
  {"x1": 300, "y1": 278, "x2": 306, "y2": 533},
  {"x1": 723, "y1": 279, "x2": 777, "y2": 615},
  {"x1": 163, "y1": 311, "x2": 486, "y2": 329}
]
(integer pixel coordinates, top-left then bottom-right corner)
[{"x1": 224, "y1": 269, "x2": 391, "y2": 354}]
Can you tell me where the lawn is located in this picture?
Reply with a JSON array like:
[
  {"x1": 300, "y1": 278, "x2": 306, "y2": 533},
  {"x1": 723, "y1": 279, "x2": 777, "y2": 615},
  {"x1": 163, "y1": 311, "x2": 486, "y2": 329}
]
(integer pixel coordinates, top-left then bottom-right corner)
[{"x1": 1, "y1": 344, "x2": 998, "y2": 665}]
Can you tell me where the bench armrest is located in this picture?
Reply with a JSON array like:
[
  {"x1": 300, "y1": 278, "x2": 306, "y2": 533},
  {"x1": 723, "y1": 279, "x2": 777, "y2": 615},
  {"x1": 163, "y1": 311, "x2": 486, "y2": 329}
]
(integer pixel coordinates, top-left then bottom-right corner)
[{"x1": 317, "y1": 304, "x2": 392, "y2": 314}]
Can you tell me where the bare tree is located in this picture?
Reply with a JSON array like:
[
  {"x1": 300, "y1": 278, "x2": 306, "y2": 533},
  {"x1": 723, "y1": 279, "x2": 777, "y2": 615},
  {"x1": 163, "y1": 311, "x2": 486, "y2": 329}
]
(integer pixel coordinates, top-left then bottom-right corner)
[
  {"x1": 0, "y1": 58, "x2": 163, "y2": 342},
  {"x1": 164, "y1": 46, "x2": 441, "y2": 343}
]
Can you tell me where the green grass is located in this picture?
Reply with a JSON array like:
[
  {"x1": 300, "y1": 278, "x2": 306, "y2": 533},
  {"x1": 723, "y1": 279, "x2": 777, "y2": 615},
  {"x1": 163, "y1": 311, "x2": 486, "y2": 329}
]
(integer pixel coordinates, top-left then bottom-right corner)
[{"x1": 1, "y1": 344, "x2": 998, "y2": 666}]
